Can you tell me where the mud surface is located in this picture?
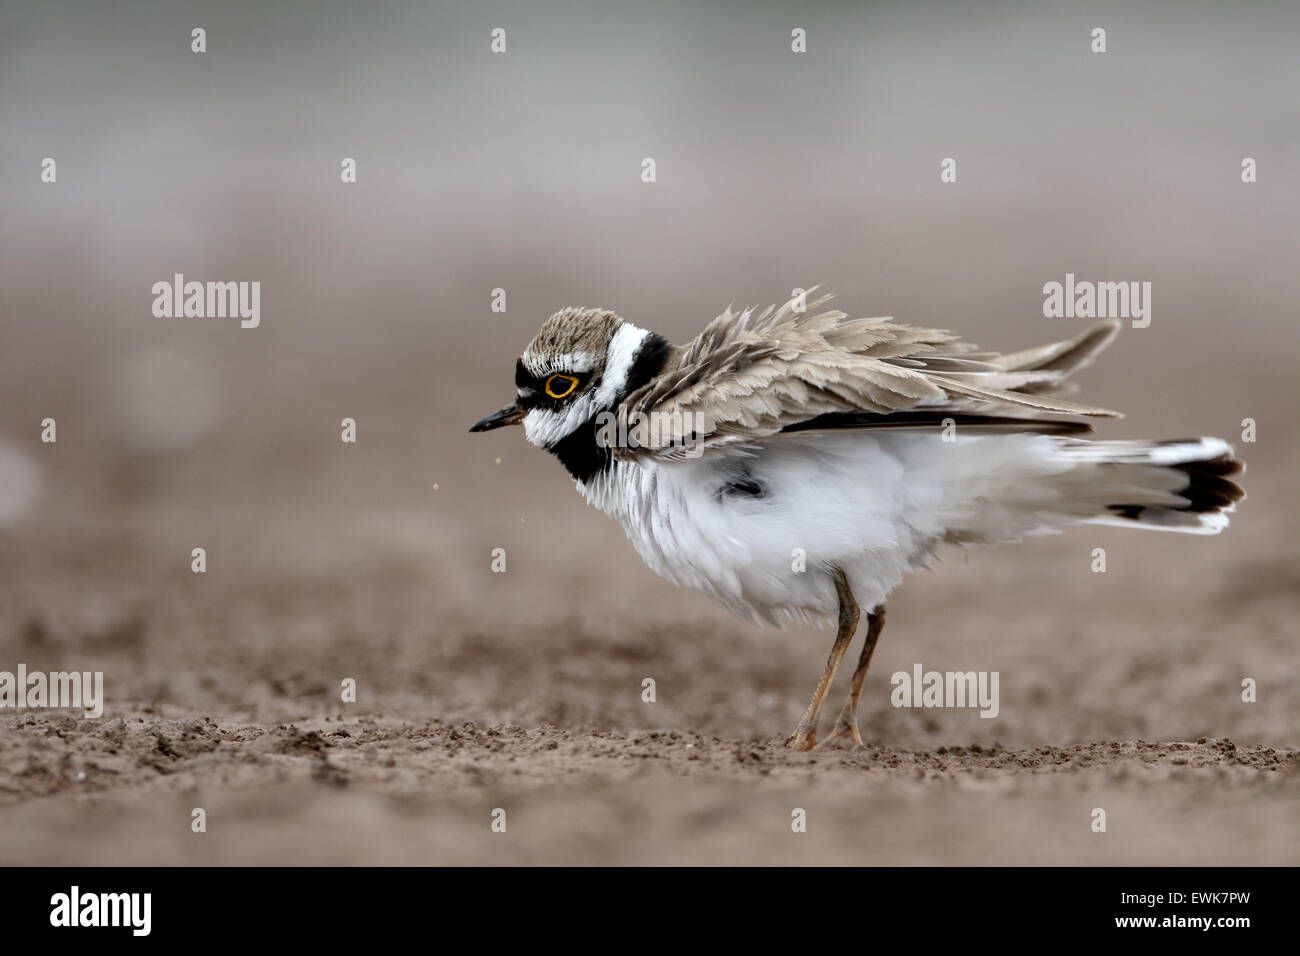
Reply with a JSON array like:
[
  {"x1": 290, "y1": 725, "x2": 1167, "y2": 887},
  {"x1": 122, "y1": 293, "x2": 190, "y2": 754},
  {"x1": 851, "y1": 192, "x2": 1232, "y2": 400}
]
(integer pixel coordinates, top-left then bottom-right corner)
[
  {"x1": 1, "y1": 713, "x2": 1295, "y2": 865},
  {"x1": 1, "y1": 477, "x2": 1296, "y2": 864}
]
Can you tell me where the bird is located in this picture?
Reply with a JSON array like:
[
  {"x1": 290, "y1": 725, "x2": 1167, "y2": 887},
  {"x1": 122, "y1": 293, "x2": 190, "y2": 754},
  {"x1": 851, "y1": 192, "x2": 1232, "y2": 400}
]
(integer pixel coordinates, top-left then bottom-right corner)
[{"x1": 469, "y1": 292, "x2": 1245, "y2": 750}]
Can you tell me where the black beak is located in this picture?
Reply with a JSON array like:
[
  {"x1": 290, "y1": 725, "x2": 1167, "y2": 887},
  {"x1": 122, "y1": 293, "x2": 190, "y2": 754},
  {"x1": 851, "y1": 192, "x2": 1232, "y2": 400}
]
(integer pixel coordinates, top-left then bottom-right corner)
[{"x1": 469, "y1": 403, "x2": 526, "y2": 433}]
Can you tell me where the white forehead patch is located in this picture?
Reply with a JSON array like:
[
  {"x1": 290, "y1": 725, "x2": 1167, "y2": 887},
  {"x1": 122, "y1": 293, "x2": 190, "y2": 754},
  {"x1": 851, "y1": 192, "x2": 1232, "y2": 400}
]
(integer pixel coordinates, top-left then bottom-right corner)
[
  {"x1": 557, "y1": 352, "x2": 599, "y2": 373},
  {"x1": 523, "y1": 350, "x2": 599, "y2": 376}
]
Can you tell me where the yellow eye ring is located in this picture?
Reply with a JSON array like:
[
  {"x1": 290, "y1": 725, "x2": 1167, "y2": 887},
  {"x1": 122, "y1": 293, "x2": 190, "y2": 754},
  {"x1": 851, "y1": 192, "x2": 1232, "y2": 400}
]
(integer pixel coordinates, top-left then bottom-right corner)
[{"x1": 544, "y1": 374, "x2": 580, "y2": 399}]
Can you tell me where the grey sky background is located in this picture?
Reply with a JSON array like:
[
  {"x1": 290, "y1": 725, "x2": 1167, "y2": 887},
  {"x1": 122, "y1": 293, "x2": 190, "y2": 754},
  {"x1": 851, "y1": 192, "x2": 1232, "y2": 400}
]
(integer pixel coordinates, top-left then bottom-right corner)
[{"x1": 0, "y1": 0, "x2": 1295, "y2": 633}]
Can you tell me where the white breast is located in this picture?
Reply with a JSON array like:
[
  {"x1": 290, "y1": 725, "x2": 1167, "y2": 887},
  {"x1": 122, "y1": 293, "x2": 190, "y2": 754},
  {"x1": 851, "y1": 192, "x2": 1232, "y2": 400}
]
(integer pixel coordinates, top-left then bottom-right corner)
[{"x1": 576, "y1": 431, "x2": 1077, "y2": 626}]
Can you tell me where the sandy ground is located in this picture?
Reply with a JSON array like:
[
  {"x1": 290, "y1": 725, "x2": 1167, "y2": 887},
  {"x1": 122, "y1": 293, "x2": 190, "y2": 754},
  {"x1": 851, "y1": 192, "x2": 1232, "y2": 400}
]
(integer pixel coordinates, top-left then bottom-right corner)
[{"x1": 1, "y1": 717, "x2": 1295, "y2": 866}]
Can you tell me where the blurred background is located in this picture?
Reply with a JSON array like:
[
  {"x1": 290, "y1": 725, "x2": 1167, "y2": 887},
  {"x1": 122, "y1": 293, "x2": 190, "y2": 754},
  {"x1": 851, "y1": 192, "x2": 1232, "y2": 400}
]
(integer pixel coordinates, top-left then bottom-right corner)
[{"x1": 0, "y1": 0, "x2": 1295, "y2": 864}]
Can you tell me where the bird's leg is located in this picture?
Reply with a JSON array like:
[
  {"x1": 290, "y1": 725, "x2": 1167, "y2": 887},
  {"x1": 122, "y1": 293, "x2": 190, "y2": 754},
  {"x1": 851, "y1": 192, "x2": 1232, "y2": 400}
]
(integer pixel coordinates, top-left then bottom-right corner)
[
  {"x1": 817, "y1": 604, "x2": 886, "y2": 750},
  {"x1": 785, "y1": 569, "x2": 859, "y2": 751}
]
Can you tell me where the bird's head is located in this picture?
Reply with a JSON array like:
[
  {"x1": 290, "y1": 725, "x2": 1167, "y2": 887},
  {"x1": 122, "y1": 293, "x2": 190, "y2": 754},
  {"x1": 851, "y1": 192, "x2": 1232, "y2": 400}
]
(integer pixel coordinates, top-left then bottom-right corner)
[{"x1": 469, "y1": 307, "x2": 671, "y2": 459}]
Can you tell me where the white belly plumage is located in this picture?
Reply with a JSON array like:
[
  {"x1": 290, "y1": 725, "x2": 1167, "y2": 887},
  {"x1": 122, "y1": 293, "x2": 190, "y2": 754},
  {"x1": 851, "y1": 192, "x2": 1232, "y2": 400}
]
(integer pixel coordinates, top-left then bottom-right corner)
[{"x1": 575, "y1": 431, "x2": 1080, "y2": 626}]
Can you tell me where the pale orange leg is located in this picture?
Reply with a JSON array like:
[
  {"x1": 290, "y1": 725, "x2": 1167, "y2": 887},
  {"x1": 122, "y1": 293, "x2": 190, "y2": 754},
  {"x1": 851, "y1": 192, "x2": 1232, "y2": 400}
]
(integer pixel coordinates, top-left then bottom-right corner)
[
  {"x1": 817, "y1": 605, "x2": 886, "y2": 750},
  {"x1": 785, "y1": 569, "x2": 859, "y2": 751}
]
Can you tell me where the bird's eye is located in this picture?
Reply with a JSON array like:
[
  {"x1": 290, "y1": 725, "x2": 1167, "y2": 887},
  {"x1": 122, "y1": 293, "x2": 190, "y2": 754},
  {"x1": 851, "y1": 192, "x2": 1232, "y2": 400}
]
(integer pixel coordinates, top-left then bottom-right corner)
[{"x1": 544, "y1": 373, "x2": 580, "y2": 399}]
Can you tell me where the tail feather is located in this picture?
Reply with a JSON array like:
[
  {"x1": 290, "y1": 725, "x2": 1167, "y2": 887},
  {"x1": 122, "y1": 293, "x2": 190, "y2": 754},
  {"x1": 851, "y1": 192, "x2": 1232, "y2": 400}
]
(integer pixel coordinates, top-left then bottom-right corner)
[{"x1": 1058, "y1": 437, "x2": 1245, "y2": 534}]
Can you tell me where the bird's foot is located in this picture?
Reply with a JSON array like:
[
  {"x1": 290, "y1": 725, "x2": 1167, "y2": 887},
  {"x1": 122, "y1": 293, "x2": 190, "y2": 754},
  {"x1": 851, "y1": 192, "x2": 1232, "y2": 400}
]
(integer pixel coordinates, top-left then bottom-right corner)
[
  {"x1": 784, "y1": 722, "x2": 819, "y2": 751},
  {"x1": 814, "y1": 711, "x2": 864, "y2": 750}
]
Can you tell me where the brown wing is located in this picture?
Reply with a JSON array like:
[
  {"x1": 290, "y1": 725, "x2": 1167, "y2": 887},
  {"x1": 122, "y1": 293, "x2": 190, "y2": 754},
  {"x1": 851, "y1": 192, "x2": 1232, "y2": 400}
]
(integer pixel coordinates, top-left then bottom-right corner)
[{"x1": 614, "y1": 292, "x2": 1120, "y2": 460}]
